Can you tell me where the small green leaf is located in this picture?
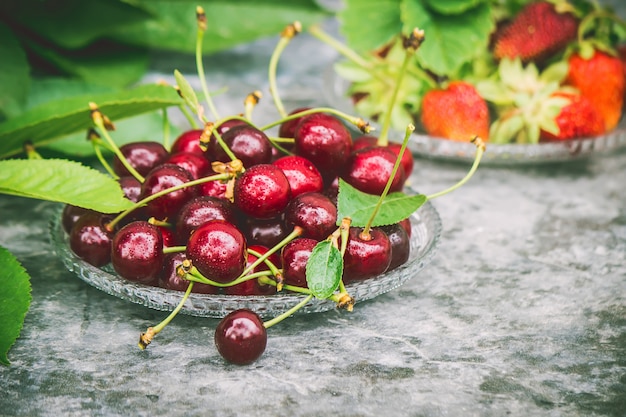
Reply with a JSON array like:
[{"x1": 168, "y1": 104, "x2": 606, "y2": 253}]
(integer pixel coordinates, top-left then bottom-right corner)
[
  {"x1": 0, "y1": 246, "x2": 32, "y2": 366},
  {"x1": 0, "y1": 22, "x2": 30, "y2": 119},
  {"x1": 0, "y1": 159, "x2": 134, "y2": 213},
  {"x1": 306, "y1": 241, "x2": 343, "y2": 299},
  {"x1": 0, "y1": 84, "x2": 182, "y2": 159},
  {"x1": 337, "y1": 179, "x2": 426, "y2": 227}
]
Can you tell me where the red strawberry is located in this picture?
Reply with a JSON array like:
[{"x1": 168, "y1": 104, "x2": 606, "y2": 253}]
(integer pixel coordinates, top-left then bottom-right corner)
[
  {"x1": 420, "y1": 81, "x2": 490, "y2": 142},
  {"x1": 565, "y1": 49, "x2": 625, "y2": 131},
  {"x1": 492, "y1": 1, "x2": 579, "y2": 63},
  {"x1": 539, "y1": 92, "x2": 605, "y2": 141}
]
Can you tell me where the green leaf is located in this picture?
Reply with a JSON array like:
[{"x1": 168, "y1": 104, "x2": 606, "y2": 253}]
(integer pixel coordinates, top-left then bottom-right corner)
[
  {"x1": 339, "y1": 0, "x2": 403, "y2": 52},
  {"x1": 110, "y1": 0, "x2": 331, "y2": 54},
  {"x1": 0, "y1": 22, "x2": 30, "y2": 119},
  {"x1": 0, "y1": 246, "x2": 32, "y2": 366},
  {"x1": 0, "y1": 159, "x2": 134, "y2": 213},
  {"x1": 174, "y1": 70, "x2": 201, "y2": 117},
  {"x1": 1, "y1": 0, "x2": 152, "y2": 49},
  {"x1": 423, "y1": 0, "x2": 487, "y2": 15},
  {"x1": 337, "y1": 179, "x2": 426, "y2": 227},
  {"x1": 402, "y1": 1, "x2": 494, "y2": 75},
  {"x1": 306, "y1": 241, "x2": 343, "y2": 299},
  {"x1": 0, "y1": 84, "x2": 182, "y2": 159},
  {"x1": 25, "y1": 78, "x2": 115, "y2": 110}
]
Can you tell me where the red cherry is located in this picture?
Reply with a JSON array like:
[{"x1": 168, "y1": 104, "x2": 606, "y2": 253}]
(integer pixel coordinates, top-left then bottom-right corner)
[
  {"x1": 342, "y1": 146, "x2": 405, "y2": 195},
  {"x1": 139, "y1": 164, "x2": 197, "y2": 220},
  {"x1": 273, "y1": 155, "x2": 324, "y2": 197},
  {"x1": 281, "y1": 237, "x2": 318, "y2": 288},
  {"x1": 165, "y1": 152, "x2": 211, "y2": 180},
  {"x1": 233, "y1": 164, "x2": 291, "y2": 219},
  {"x1": 159, "y1": 252, "x2": 218, "y2": 294},
  {"x1": 343, "y1": 227, "x2": 392, "y2": 282},
  {"x1": 112, "y1": 141, "x2": 168, "y2": 177},
  {"x1": 170, "y1": 129, "x2": 204, "y2": 155},
  {"x1": 214, "y1": 309, "x2": 267, "y2": 365},
  {"x1": 353, "y1": 135, "x2": 414, "y2": 177},
  {"x1": 111, "y1": 221, "x2": 164, "y2": 285},
  {"x1": 284, "y1": 192, "x2": 337, "y2": 241},
  {"x1": 69, "y1": 212, "x2": 113, "y2": 267},
  {"x1": 175, "y1": 195, "x2": 237, "y2": 242}
]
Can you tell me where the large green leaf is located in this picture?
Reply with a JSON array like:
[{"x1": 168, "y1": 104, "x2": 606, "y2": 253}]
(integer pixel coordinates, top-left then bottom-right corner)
[
  {"x1": 401, "y1": 1, "x2": 494, "y2": 75},
  {"x1": 109, "y1": 0, "x2": 332, "y2": 54},
  {"x1": 0, "y1": 84, "x2": 182, "y2": 159},
  {"x1": 306, "y1": 241, "x2": 343, "y2": 299},
  {"x1": 337, "y1": 179, "x2": 426, "y2": 227},
  {"x1": 0, "y1": 246, "x2": 32, "y2": 366},
  {"x1": 0, "y1": 0, "x2": 152, "y2": 49},
  {"x1": 0, "y1": 22, "x2": 30, "y2": 120},
  {"x1": 0, "y1": 159, "x2": 134, "y2": 213},
  {"x1": 339, "y1": 0, "x2": 403, "y2": 52}
]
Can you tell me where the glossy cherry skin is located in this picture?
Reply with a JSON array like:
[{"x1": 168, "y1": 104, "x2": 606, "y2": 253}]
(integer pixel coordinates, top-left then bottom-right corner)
[
  {"x1": 241, "y1": 215, "x2": 290, "y2": 248},
  {"x1": 205, "y1": 119, "x2": 249, "y2": 160},
  {"x1": 233, "y1": 164, "x2": 291, "y2": 219},
  {"x1": 281, "y1": 237, "x2": 318, "y2": 288},
  {"x1": 342, "y1": 227, "x2": 392, "y2": 282},
  {"x1": 186, "y1": 220, "x2": 247, "y2": 283},
  {"x1": 223, "y1": 245, "x2": 279, "y2": 296},
  {"x1": 118, "y1": 176, "x2": 142, "y2": 203},
  {"x1": 170, "y1": 129, "x2": 204, "y2": 155},
  {"x1": 212, "y1": 124, "x2": 273, "y2": 168},
  {"x1": 273, "y1": 155, "x2": 324, "y2": 197},
  {"x1": 175, "y1": 195, "x2": 237, "y2": 242},
  {"x1": 214, "y1": 309, "x2": 267, "y2": 365},
  {"x1": 342, "y1": 146, "x2": 406, "y2": 195},
  {"x1": 69, "y1": 212, "x2": 113, "y2": 267},
  {"x1": 111, "y1": 221, "x2": 164, "y2": 285},
  {"x1": 278, "y1": 107, "x2": 311, "y2": 139},
  {"x1": 61, "y1": 204, "x2": 94, "y2": 234},
  {"x1": 381, "y1": 223, "x2": 411, "y2": 272},
  {"x1": 112, "y1": 141, "x2": 169, "y2": 177},
  {"x1": 139, "y1": 163, "x2": 197, "y2": 220},
  {"x1": 198, "y1": 165, "x2": 229, "y2": 200},
  {"x1": 353, "y1": 135, "x2": 414, "y2": 177},
  {"x1": 165, "y1": 151, "x2": 211, "y2": 180},
  {"x1": 294, "y1": 113, "x2": 353, "y2": 179},
  {"x1": 284, "y1": 192, "x2": 337, "y2": 241},
  {"x1": 159, "y1": 252, "x2": 219, "y2": 294}
]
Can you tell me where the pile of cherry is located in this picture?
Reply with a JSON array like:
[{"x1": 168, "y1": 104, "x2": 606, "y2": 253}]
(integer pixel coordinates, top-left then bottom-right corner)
[{"x1": 62, "y1": 108, "x2": 415, "y2": 365}]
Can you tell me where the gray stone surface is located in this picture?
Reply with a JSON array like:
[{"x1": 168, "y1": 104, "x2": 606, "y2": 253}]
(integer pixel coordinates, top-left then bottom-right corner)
[{"x1": 1, "y1": 13, "x2": 625, "y2": 417}]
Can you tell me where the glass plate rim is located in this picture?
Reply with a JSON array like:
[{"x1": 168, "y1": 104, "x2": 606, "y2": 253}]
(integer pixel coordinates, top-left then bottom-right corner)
[
  {"x1": 322, "y1": 65, "x2": 626, "y2": 165},
  {"x1": 49, "y1": 199, "x2": 442, "y2": 319}
]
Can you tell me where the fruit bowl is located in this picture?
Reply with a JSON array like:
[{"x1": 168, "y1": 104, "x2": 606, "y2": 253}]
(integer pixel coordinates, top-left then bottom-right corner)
[
  {"x1": 49, "y1": 198, "x2": 442, "y2": 319},
  {"x1": 323, "y1": 66, "x2": 626, "y2": 165}
]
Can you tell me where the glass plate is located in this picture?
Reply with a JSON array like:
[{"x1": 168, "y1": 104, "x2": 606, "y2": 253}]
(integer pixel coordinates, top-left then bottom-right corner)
[
  {"x1": 49, "y1": 201, "x2": 442, "y2": 319},
  {"x1": 323, "y1": 66, "x2": 626, "y2": 165}
]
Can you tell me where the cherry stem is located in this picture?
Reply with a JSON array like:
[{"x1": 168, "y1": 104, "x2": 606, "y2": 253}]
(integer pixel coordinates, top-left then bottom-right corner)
[
  {"x1": 247, "y1": 247, "x2": 281, "y2": 277},
  {"x1": 337, "y1": 218, "x2": 351, "y2": 294},
  {"x1": 267, "y1": 136, "x2": 294, "y2": 156},
  {"x1": 426, "y1": 137, "x2": 485, "y2": 200},
  {"x1": 258, "y1": 276, "x2": 311, "y2": 294},
  {"x1": 89, "y1": 135, "x2": 118, "y2": 179},
  {"x1": 363, "y1": 124, "x2": 414, "y2": 237},
  {"x1": 185, "y1": 265, "x2": 274, "y2": 288},
  {"x1": 241, "y1": 226, "x2": 303, "y2": 277},
  {"x1": 269, "y1": 22, "x2": 301, "y2": 118},
  {"x1": 195, "y1": 6, "x2": 220, "y2": 120},
  {"x1": 105, "y1": 172, "x2": 231, "y2": 231},
  {"x1": 244, "y1": 91, "x2": 262, "y2": 121},
  {"x1": 90, "y1": 103, "x2": 145, "y2": 183},
  {"x1": 260, "y1": 107, "x2": 373, "y2": 134},
  {"x1": 23, "y1": 141, "x2": 42, "y2": 159},
  {"x1": 179, "y1": 104, "x2": 199, "y2": 129},
  {"x1": 138, "y1": 281, "x2": 194, "y2": 349},
  {"x1": 263, "y1": 294, "x2": 313, "y2": 329},
  {"x1": 163, "y1": 246, "x2": 186, "y2": 254},
  {"x1": 378, "y1": 48, "x2": 412, "y2": 146}
]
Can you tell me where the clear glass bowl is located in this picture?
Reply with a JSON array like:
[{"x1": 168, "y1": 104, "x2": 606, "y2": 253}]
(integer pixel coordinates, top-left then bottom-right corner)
[
  {"x1": 323, "y1": 66, "x2": 626, "y2": 165},
  {"x1": 49, "y1": 200, "x2": 442, "y2": 319}
]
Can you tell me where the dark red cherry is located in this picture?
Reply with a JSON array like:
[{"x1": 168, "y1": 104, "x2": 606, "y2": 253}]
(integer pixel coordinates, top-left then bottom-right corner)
[
  {"x1": 165, "y1": 151, "x2": 211, "y2": 180},
  {"x1": 273, "y1": 155, "x2": 324, "y2": 197},
  {"x1": 118, "y1": 176, "x2": 142, "y2": 203},
  {"x1": 399, "y1": 217, "x2": 412, "y2": 238},
  {"x1": 284, "y1": 192, "x2": 337, "y2": 241},
  {"x1": 175, "y1": 195, "x2": 237, "y2": 242},
  {"x1": 342, "y1": 146, "x2": 405, "y2": 195},
  {"x1": 343, "y1": 227, "x2": 392, "y2": 282},
  {"x1": 281, "y1": 237, "x2": 318, "y2": 288},
  {"x1": 241, "y1": 216, "x2": 290, "y2": 248},
  {"x1": 112, "y1": 141, "x2": 168, "y2": 177},
  {"x1": 294, "y1": 113, "x2": 352, "y2": 179},
  {"x1": 223, "y1": 245, "x2": 279, "y2": 296},
  {"x1": 61, "y1": 204, "x2": 94, "y2": 234},
  {"x1": 69, "y1": 212, "x2": 113, "y2": 267},
  {"x1": 279, "y1": 107, "x2": 311, "y2": 139},
  {"x1": 381, "y1": 223, "x2": 410, "y2": 272},
  {"x1": 170, "y1": 129, "x2": 204, "y2": 155},
  {"x1": 214, "y1": 309, "x2": 267, "y2": 365},
  {"x1": 111, "y1": 221, "x2": 164, "y2": 285},
  {"x1": 139, "y1": 163, "x2": 197, "y2": 220},
  {"x1": 159, "y1": 252, "x2": 218, "y2": 294},
  {"x1": 205, "y1": 119, "x2": 249, "y2": 160},
  {"x1": 353, "y1": 135, "x2": 414, "y2": 177},
  {"x1": 198, "y1": 165, "x2": 229, "y2": 199},
  {"x1": 186, "y1": 220, "x2": 247, "y2": 283},
  {"x1": 212, "y1": 124, "x2": 272, "y2": 168},
  {"x1": 233, "y1": 164, "x2": 291, "y2": 219}
]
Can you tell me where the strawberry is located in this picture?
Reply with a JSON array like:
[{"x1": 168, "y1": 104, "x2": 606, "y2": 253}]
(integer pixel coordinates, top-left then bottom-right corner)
[
  {"x1": 565, "y1": 49, "x2": 625, "y2": 131},
  {"x1": 539, "y1": 92, "x2": 605, "y2": 141},
  {"x1": 420, "y1": 81, "x2": 490, "y2": 142},
  {"x1": 492, "y1": 1, "x2": 579, "y2": 63}
]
